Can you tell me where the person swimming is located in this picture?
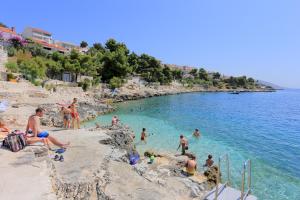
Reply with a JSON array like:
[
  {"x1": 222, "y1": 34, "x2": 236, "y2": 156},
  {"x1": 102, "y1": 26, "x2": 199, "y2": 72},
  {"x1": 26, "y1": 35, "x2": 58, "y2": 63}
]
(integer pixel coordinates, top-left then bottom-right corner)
[{"x1": 193, "y1": 129, "x2": 200, "y2": 137}]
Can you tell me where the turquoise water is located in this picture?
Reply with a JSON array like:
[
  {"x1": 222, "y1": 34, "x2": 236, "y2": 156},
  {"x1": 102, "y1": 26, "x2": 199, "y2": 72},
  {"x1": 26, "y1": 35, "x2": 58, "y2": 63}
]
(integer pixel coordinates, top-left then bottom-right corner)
[{"x1": 86, "y1": 90, "x2": 300, "y2": 200}]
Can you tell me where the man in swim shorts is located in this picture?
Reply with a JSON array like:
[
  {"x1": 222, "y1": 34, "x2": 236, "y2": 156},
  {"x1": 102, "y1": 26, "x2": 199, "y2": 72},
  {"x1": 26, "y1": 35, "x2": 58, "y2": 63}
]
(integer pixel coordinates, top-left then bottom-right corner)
[
  {"x1": 61, "y1": 106, "x2": 71, "y2": 129},
  {"x1": 177, "y1": 134, "x2": 188, "y2": 155},
  {"x1": 70, "y1": 98, "x2": 80, "y2": 129},
  {"x1": 26, "y1": 107, "x2": 70, "y2": 148}
]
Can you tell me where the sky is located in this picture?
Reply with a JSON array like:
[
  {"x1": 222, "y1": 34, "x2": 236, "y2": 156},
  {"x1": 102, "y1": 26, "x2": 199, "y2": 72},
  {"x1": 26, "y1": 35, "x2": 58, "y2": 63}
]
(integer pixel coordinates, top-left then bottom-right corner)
[{"x1": 1, "y1": 0, "x2": 300, "y2": 88}]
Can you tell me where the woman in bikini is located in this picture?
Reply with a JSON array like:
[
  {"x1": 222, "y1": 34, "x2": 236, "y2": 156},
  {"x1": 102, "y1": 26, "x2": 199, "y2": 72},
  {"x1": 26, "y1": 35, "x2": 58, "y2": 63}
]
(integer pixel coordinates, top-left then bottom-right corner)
[{"x1": 70, "y1": 98, "x2": 80, "y2": 129}]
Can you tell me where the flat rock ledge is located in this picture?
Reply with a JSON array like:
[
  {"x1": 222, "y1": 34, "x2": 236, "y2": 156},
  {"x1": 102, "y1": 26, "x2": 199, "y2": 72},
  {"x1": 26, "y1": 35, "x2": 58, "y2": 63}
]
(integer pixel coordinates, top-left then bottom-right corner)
[{"x1": 2, "y1": 125, "x2": 213, "y2": 200}]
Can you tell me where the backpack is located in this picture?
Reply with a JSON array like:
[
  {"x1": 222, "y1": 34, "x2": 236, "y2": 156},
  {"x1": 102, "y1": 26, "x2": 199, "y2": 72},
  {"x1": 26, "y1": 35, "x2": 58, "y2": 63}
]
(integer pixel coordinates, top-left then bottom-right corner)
[{"x1": 2, "y1": 131, "x2": 27, "y2": 152}]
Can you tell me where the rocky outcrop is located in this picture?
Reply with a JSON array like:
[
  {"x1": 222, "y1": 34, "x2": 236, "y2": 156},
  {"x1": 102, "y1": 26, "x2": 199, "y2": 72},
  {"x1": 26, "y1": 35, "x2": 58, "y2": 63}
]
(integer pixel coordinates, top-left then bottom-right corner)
[{"x1": 40, "y1": 102, "x2": 113, "y2": 127}]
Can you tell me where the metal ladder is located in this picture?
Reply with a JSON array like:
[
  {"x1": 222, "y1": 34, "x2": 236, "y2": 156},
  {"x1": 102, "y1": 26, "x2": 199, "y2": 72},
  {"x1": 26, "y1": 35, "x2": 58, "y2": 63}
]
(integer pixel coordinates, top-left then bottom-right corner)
[{"x1": 212, "y1": 155, "x2": 253, "y2": 200}]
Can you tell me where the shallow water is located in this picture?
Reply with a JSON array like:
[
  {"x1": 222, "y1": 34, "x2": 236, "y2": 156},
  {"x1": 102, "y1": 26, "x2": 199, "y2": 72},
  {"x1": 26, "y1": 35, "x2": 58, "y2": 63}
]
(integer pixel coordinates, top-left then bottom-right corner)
[{"x1": 86, "y1": 90, "x2": 300, "y2": 200}]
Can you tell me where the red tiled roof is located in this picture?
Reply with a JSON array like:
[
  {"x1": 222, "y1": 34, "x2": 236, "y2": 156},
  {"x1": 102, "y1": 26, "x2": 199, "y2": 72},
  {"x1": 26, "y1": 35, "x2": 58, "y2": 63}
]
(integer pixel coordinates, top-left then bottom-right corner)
[
  {"x1": 0, "y1": 26, "x2": 18, "y2": 35},
  {"x1": 32, "y1": 38, "x2": 67, "y2": 52},
  {"x1": 30, "y1": 27, "x2": 51, "y2": 36}
]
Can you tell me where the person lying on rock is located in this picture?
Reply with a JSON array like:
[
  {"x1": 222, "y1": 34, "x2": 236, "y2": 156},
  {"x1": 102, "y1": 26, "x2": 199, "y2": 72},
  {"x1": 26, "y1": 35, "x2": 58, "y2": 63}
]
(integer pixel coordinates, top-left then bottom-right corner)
[{"x1": 26, "y1": 107, "x2": 70, "y2": 149}]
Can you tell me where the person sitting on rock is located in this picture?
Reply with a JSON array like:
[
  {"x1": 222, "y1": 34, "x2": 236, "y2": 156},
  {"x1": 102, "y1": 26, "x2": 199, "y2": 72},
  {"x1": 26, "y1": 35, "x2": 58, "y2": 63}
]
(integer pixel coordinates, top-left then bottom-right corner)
[
  {"x1": 185, "y1": 155, "x2": 197, "y2": 176},
  {"x1": 26, "y1": 107, "x2": 70, "y2": 149},
  {"x1": 204, "y1": 154, "x2": 214, "y2": 167}
]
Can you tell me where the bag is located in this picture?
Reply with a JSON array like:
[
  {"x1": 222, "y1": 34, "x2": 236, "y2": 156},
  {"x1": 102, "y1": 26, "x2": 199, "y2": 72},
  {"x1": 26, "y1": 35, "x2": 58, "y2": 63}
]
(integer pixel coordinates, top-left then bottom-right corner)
[{"x1": 2, "y1": 131, "x2": 27, "y2": 152}]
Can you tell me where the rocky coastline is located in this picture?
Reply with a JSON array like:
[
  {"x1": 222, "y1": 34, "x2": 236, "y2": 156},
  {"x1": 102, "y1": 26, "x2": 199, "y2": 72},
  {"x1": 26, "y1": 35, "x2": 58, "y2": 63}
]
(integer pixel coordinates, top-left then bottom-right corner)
[{"x1": 0, "y1": 80, "x2": 266, "y2": 199}]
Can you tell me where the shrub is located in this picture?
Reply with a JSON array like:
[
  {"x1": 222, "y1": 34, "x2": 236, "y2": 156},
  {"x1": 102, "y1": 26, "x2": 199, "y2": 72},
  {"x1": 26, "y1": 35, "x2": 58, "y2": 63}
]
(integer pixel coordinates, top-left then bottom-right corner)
[
  {"x1": 7, "y1": 73, "x2": 15, "y2": 80},
  {"x1": 109, "y1": 77, "x2": 123, "y2": 89},
  {"x1": 5, "y1": 61, "x2": 19, "y2": 73},
  {"x1": 78, "y1": 78, "x2": 91, "y2": 91},
  {"x1": 6, "y1": 46, "x2": 17, "y2": 57}
]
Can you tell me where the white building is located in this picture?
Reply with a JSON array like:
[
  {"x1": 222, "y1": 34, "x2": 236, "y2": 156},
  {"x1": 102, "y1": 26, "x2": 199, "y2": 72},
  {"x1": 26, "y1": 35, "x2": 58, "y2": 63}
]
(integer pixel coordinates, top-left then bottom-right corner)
[{"x1": 22, "y1": 27, "x2": 53, "y2": 44}]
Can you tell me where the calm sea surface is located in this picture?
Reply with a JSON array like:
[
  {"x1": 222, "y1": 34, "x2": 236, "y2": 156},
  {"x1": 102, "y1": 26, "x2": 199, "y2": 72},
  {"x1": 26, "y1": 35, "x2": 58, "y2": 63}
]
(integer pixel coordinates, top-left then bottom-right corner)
[{"x1": 86, "y1": 90, "x2": 300, "y2": 200}]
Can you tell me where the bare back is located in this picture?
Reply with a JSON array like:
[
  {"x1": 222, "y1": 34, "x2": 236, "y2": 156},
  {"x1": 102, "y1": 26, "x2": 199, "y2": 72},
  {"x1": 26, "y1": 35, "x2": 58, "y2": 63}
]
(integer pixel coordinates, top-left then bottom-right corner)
[{"x1": 26, "y1": 115, "x2": 41, "y2": 136}]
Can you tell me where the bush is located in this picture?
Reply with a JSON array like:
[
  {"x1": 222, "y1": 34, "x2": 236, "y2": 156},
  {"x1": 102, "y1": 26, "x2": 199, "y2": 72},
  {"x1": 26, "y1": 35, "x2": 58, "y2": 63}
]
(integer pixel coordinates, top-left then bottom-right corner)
[
  {"x1": 7, "y1": 73, "x2": 15, "y2": 81},
  {"x1": 78, "y1": 78, "x2": 91, "y2": 91},
  {"x1": 109, "y1": 77, "x2": 123, "y2": 89},
  {"x1": 7, "y1": 46, "x2": 17, "y2": 57},
  {"x1": 5, "y1": 61, "x2": 19, "y2": 73},
  {"x1": 92, "y1": 76, "x2": 101, "y2": 86}
]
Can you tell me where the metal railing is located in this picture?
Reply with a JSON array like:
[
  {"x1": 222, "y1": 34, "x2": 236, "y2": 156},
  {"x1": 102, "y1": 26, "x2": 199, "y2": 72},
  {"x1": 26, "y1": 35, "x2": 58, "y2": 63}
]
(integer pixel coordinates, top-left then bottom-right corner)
[
  {"x1": 214, "y1": 154, "x2": 230, "y2": 200},
  {"x1": 241, "y1": 159, "x2": 252, "y2": 200}
]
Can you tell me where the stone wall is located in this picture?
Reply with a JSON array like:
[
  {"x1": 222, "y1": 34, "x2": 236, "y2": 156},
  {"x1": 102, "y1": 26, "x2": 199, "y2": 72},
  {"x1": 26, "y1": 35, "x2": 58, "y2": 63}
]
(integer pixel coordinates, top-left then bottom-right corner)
[{"x1": 0, "y1": 46, "x2": 8, "y2": 80}]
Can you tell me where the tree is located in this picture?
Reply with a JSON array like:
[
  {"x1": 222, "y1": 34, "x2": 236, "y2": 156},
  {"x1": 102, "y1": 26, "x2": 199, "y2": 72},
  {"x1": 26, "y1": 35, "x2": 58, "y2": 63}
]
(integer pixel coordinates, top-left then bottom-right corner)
[
  {"x1": 45, "y1": 59, "x2": 63, "y2": 78},
  {"x1": 128, "y1": 52, "x2": 139, "y2": 73},
  {"x1": 105, "y1": 38, "x2": 129, "y2": 55},
  {"x1": 93, "y1": 43, "x2": 105, "y2": 52},
  {"x1": 189, "y1": 69, "x2": 198, "y2": 77},
  {"x1": 109, "y1": 77, "x2": 123, "y2": 89},
  {"x1": 172, "y1": 69, "x2": 183, "y2": 80},
  {"x1": 212, "y1": 72, "x2": 221, "y2": 79},
  {"x1": 248, "y1": 77, "x2": 255, "y2": 84},
  {"x1": 198, "y1": 68, "x2": 208, "y2": 81},
  {"x1": 80, "y1": 41, "x2": 88, "y2": 48},
  {"x1": 162, "y1": 66, "x2": 173, "y2": 84},
  {"x1": 19, "y1": 57, "x2": 46, "y2": 81},
  {"x1": 24, "y1": 42, "x2": 47, "y2": 57},
  {"x1": 101, "y1": 48, "x2": 131, "y2": 81}
]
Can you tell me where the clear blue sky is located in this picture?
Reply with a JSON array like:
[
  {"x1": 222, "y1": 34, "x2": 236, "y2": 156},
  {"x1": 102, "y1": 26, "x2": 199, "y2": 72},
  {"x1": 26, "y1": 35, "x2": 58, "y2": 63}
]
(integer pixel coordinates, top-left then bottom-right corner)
[{"x1": 1, "y1": 0, "x2": 300, "y2": 88}]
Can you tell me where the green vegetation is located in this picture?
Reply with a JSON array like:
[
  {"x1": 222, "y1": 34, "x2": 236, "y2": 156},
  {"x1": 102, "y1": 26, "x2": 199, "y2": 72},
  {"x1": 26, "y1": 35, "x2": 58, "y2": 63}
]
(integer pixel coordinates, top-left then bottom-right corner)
[{"x1": 4, "y1": 37, "x2": 260, "y2": 90}]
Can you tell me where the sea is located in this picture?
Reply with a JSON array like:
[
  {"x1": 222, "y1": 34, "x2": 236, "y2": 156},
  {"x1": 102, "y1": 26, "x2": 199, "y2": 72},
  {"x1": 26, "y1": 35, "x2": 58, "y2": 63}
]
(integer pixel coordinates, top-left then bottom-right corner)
[{"x1": 85, "y1": 89, "x2": 300, "y2": 200}]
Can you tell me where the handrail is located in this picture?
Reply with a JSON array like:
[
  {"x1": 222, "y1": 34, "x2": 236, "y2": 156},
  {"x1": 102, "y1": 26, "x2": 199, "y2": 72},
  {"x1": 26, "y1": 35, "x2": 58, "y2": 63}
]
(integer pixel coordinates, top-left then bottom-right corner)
[
  {"x1": 214, "y1": 154, "x2": 230, "y2": 200},
  {"x1": 240, "y1": 159, "x2": 252, "y2": 200}
]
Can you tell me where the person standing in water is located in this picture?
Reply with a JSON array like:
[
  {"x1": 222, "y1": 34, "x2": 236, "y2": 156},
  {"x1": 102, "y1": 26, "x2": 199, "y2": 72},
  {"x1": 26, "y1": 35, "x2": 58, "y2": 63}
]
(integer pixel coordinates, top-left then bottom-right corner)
[
  {"x1": 177, "y1": 134, "x2": 188, "y2": 155},
  {"x1": 111, "y1": 115, "x2": 119, "y2": 126},
  {"x1": 193, "y1": 128, "x2": 201, "y2": 137},
  {"x1": 141, "y1": 128, "x2": 147, "y2": 144}
]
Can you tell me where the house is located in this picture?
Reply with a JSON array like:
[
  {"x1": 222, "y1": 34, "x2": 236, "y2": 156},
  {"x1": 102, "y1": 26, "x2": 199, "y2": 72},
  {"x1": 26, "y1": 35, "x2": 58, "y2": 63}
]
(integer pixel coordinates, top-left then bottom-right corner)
[
  {"x1": 0, "y1": 26, "x2": 20, "y2": 41},
  {"x1": 55, "y1": 40, "x2": 80, "y2": 52},
  {"x1": 22, "y1": 27, "x2": 53, "y2": 44},
  {"x1": 22, "y1": 27, "x2": 67, "y2": 54}
]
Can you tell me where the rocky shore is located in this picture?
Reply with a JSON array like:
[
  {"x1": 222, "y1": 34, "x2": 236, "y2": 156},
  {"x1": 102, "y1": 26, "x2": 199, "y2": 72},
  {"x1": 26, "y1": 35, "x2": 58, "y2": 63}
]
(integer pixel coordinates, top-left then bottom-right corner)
[
  {"x1": 0, "y1": 80, "x2": 265, "y2": 199},
  {"x1": 0, "y1": 124, "x2": 217, "y2": 200}
]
